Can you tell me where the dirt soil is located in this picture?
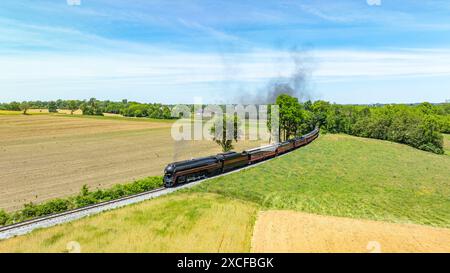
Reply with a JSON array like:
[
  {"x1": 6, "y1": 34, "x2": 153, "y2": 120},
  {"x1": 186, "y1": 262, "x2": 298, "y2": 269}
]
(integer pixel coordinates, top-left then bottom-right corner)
[
  {"x1": 251, "y1": 210, "x2": 450, "y2": 253},
  {"x1": 0, "y1": 115, "x2": 261, "y2": 211}
]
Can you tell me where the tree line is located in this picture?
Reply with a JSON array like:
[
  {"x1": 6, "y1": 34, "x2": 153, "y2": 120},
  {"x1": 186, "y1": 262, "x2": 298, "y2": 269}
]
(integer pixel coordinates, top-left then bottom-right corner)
[
  {"x1": 275, "y1": 94, "x2": 449, "y2": 154},
  {"x1": 0, "y1": 98, "x2": 174, "y2": 119},
  {"x1": 1, "y1": 96, "x2": 448, "y2": 154},
  {"x1": 199, "y1": 95, "x2": 448, "y2": 155}
]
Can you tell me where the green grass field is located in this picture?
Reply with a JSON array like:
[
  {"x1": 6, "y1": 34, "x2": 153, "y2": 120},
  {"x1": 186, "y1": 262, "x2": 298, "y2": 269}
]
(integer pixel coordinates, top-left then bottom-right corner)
[
  {"x1": 0, "y1": 110, "x2": 23, "y2": 115},
  {"x1": 192, "y1": 134, "x2": 450, "y2": 228},
  {"x1": 1, "y1": 133, "x2": 449, "y2": 252},
  {"x1": 444, "y1": 134, "x2": 450, "y2": 155}
]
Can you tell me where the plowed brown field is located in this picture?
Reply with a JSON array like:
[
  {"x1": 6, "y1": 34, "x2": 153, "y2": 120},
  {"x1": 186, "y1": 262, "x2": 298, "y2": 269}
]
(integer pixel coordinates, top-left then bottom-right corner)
[
  {"x1": 0, "y1": 115, "x2": 261, "y2": 211},
  {"x1": 251, "y1": 210, "x2": 450, "y2": 253}
]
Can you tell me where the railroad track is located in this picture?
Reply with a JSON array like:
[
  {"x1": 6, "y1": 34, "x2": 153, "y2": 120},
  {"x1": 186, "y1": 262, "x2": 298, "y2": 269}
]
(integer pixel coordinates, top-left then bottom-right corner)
[
  {"x1": 0, "y1": 187, "x2": 166, "y2": 240},
  {"x1": 0, "y1": 135, "x2": 318, "y2": 240}
]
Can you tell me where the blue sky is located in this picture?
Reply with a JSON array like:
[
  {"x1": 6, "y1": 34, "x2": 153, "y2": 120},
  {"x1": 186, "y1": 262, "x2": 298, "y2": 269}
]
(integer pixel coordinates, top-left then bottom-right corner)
[{"x1": 1, "y1": 0, "x2": 450, "y2": 104}]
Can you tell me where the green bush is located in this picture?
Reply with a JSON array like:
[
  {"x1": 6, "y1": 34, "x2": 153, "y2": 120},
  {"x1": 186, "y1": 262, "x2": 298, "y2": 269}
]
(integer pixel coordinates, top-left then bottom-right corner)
[
  {"x1": 38, "y1": 199, "x2": 73, "y2": 216},
  {"x1": 0, "y1": 209, "x2": 10, "y2": 226},
  {"x1": 74, "y1": 194, "x2": 98, "y2": 208},
  {"x1": 437, "y1": 115, "x2": 450, "y2": 133},
  {"x1": 20, "y1": 203, "x2": 40, "y2": 219}
]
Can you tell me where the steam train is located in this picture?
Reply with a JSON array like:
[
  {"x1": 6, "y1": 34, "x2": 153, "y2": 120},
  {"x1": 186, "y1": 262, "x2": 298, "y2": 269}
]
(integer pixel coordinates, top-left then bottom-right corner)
[{"x1": 163, "y1": 127, "x2": 319, "y2": 187}]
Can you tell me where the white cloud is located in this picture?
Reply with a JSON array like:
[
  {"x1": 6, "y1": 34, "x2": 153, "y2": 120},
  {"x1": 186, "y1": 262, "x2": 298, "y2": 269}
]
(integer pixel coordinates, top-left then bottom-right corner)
[
  {"x1": 1, "y1": 47, "x2": 450, "y2": 102},
  {"x1": 2, "y1": 47, "x2": 450, "y2": 82},
  {"x1": 313, "y1": 49, "x2": 450, "y2": 79},
  {"x1": 177, "y1": 19, "x2": 242, "y2": 42},
  {"x1": 366, "y1": 0, "x2": 382, "y2": 7}
]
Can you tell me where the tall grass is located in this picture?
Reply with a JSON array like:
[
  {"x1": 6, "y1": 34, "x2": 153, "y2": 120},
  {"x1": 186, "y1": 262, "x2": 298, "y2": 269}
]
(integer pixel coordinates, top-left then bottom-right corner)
[{"x1": 0, "y1": 193, "x2": 258, "y2": 253}]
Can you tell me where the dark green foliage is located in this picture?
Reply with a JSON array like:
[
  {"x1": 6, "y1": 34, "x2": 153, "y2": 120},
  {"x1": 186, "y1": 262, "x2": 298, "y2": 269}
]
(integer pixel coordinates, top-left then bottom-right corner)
[
  {"x1": 276, "y1": 94, "x2": 303, "y2": 140},
  {"x1": 120, "y1": 102, "x2": 173, "y2": 119},
  {"x1": 72, "y1": 176, "x2": 162, "y2": 208},
  {"x1": 10, "y1": 102, "x2": 21, "y2": 111},
  {"x1": 19, "y1": 102, "x2": 30, "y2": 114},
  {"x1": 17, "y1": 199, "x2": 72, "y2": 220},
  {"x1": 0, "y1": 176, "x2": 163, "y2": 227},
  {"x1": 67, "y1": 100, "x2": 79, "y2": 114},
  {"x1": 48, "y1": 101, "x2": 58, "y2": 112},
  {"x1": 347, "y1": 105, "x2": 444, "y2": 154},
  {"x1": 74, "y1": 194, "x2": 98, "y2": 208},
  {"x1": 436, "y1": 114, "x2": 450, "y2": 133},
  {"x1": 80, "y1": 98, "x2": 103, "y2": 116},
  {"x1": 0, "y1": 209, "x2": 10, "y2": 226}
]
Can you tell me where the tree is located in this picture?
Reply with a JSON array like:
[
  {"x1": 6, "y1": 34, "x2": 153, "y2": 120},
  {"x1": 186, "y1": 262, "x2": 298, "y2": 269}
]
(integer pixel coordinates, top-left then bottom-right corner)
[
  {"x1": 68, "y1": 100, "x2": 78, "y2": 115},
  {"x1": 436, "y1": 115, "x2": 450, "y2": 133},
  {"x1": 161, "y1": 106, "x2": 172, "y2": 119},
  {"x1": 311, "y1": 100, "x2": 330, "y2": 130},
  {"x1": 8, "y1": 101, "x2": 21, "y2": 111},
  {"x1": 20, "y1": 102, "x2": 30, "y2": 115},
  {"x1": 48, "y1": 101, "x2": 57, "y2": 113},
  {"x1": 80, "y1": 98, "x2": 103, "y2": 116},
  {"x1": 276, "y1": 94, "x2": 302, "y2": 141},
  {"x1": 416, "y1": 115, "x2": 444, "y2": 154},
  {"x1": 417, "y1": 102, "x2": 436, "y2": 115},
  {"x1": 210, "y1": 114, "x2": 242, "y2": 152},
  {"x1": 303, "y1": 100, "x2": 313, "y2": 111}
]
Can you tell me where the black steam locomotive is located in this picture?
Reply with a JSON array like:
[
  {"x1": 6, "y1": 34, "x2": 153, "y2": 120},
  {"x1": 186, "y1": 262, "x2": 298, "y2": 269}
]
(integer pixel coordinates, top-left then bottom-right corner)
[{"x1": 163, "y1": 127, "x2": 319, "y2": 187}]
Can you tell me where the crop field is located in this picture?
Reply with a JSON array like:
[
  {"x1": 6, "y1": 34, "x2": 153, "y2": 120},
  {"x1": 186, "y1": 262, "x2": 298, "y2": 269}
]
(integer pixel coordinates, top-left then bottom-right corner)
[
  {"x1": 0, "y1": 193, "x2": 257, "y2": 253},
  {"x1": 251, "y1": 210, "x2": 450, "y2": 253},
  {"x1": 0, "y1": 110, "x2": 22, "y2": 115},
  {"x1": 1, "y1": 133, "x2": 449, "y2": 252},
  {"x1": 56, "y1": 109, "x2": 83, "y2": 115},
  {"x1": 0, "y1": 109, "x2": 51, "y2": 115},
  {"x1": 0, "y1": 114, "x2": 261, "y2": 211},
  {"x1": 27, "y1": 109, "x2": 49, "y2": 114}
]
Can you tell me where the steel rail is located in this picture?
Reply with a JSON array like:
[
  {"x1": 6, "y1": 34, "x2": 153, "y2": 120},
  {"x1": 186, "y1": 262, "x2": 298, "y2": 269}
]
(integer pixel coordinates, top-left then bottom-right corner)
[{"x1": 0, "y1": 187, "x2": 166, "y2": 233}]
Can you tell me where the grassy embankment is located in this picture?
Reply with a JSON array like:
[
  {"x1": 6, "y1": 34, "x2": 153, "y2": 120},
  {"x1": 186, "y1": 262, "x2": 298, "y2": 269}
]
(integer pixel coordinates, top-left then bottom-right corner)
[
  {"x1": 193, "y1": 134, "x2": 450, "y2": 228},
  {"x1": 444, "y1": 134, "x2": 450, "y2": 155},
  {"x1": 1, "y1": 134, "x2": 449, "y2": 252}
]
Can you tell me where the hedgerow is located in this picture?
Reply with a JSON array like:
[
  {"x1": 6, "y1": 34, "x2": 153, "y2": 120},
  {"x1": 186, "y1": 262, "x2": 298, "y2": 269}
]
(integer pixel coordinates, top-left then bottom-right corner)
[
  {"x1": 0, "y1": 210, "x2": 9, "y2": 226},
  {"x1": 0, "y1": 176, "x2": 163, "y2": 226},
  {"x1": 281, "y1": 99, "x2": 449, "y2": 155}
]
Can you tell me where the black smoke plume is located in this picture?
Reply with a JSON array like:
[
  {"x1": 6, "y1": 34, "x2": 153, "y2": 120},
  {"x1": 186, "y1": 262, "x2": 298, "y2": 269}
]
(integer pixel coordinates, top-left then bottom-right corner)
[{"x1": 237, "y1": 46, "x2": 314, "y2": 104}]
